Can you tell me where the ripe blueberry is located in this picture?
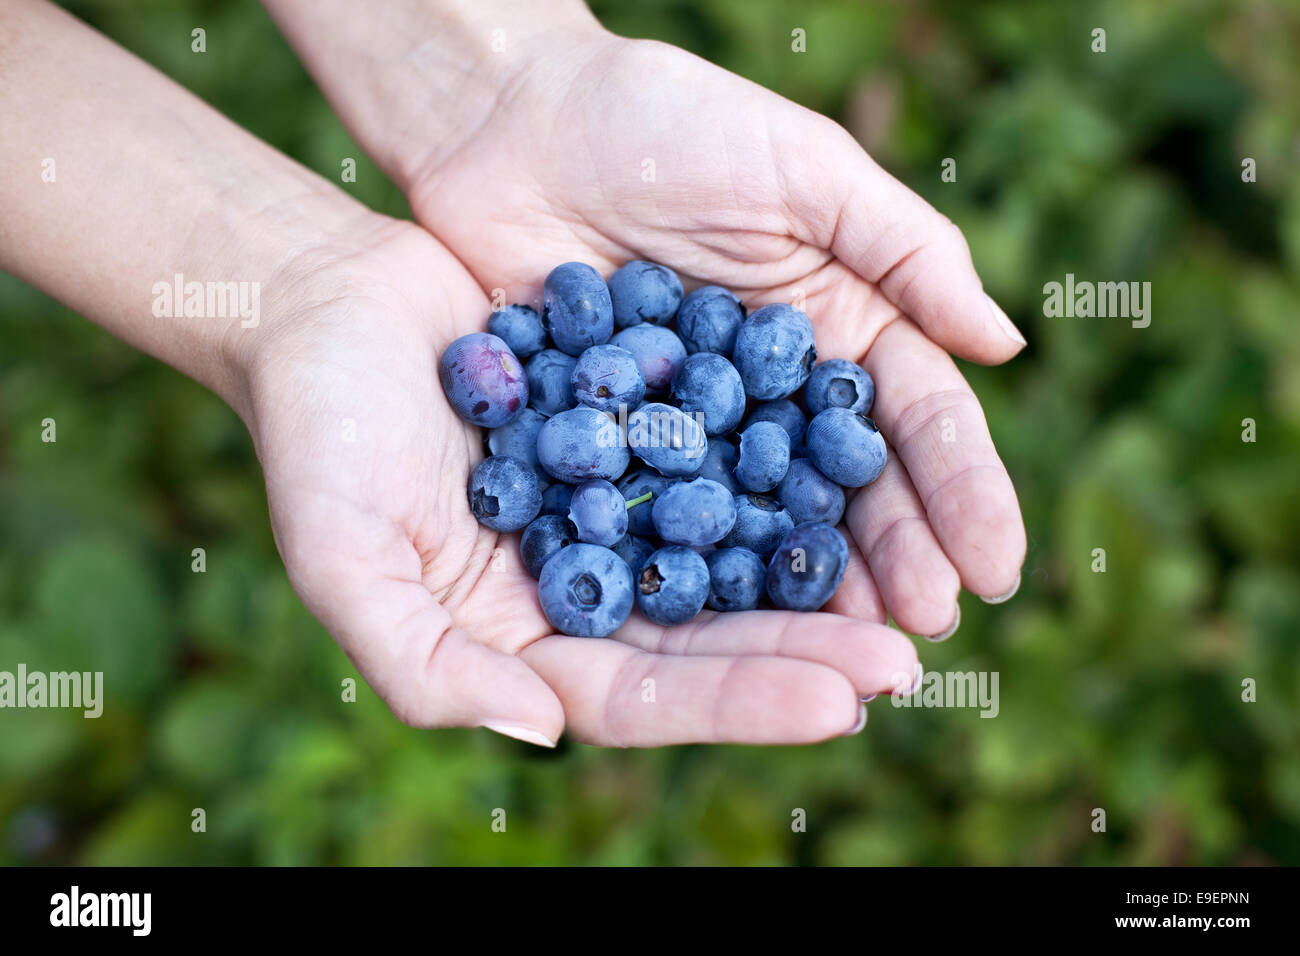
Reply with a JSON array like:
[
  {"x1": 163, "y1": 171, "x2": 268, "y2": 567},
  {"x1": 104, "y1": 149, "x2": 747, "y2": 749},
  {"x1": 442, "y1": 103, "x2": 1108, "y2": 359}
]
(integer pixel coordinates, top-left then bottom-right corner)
[
  {"x1": 765, "y1": 522, "x2": 849, "y2": 612},
  {"x1": 544, "y1": 262, "x2": 614, "y2": 356},
  {"x1": 608, "y1": 260, "x2": 683, "y2": 328},
  {"x1": 538, "y1": 543, "x2": 634, "y2": 637},
  {"x1": 731, "y1": 303, "x2": 816, "y2": 400},
  {"x1": 467, "y1": 455, "x2": 542, "y2": 532},
  {"x1": 439, "y1": 332, "x2": 529, "y2": 427},
  {"x1": 805, "y1": 407, "x2": 887, "y2": 487},
  {"x1": 636, "y1": 546, "x2": 711, "y2": 626}
]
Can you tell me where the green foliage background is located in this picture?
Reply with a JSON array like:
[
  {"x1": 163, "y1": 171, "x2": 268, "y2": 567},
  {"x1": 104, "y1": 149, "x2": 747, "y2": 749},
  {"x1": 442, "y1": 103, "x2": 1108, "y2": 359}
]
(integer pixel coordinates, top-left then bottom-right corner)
[{"x1": 1, "y1": 0, "x2": 1298, "y2": 865}]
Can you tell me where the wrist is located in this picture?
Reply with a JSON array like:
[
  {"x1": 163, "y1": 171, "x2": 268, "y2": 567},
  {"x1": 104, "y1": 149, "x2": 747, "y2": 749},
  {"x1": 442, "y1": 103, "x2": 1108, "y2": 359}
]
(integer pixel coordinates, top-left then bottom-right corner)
[
  {"x1": 262, "y1": 0, "x2": 610, "y2": 192},
  {"x1": 204, "y1": 195, "x2": 397, "y2": 421}
]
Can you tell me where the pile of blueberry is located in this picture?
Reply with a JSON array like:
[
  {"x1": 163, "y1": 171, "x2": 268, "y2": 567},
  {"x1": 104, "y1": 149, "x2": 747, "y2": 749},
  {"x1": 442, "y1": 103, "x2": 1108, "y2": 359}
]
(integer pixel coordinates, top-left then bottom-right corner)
[{"x1": 439, "y1": 261, "x2": 887, "y2": 637}]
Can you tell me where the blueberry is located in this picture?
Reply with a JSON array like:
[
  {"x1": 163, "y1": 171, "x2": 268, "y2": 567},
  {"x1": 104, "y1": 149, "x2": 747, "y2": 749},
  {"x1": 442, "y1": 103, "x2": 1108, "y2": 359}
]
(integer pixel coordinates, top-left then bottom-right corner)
[
  {"x1": 544, "y1": 262, "x2": 614, "y2": 356},
  {"x1": 608, "y1": 260, "x2": 683, "y2": 328},
  {"x1": 744, "y1": 399, "x2": 807, "y2": 457},
  {"x1": 670, "y1": 352, "x2": 745, "y2": 436},
  {"x1": 720, "y1": 493, "x2": 795, "y2": 557},
  {"x1": 731, "y1": 303, "x2": 817, "y2": 400},
  {"x1": 652, "y1": 477, "x2": 737, "y2": 546},
  {"x1": 696, "y1": 438, "x2": 740, "y2": 494},
  {"x1": 677, "y1": 286, "x2": 745, "y2": 355},
  {"x1": 537, "y1": 406, "x2": 630, "y2": 482},
  {"x1": 636, "y1": 546, "x2": 710, "y2": 626},
  {"x1": 706, "y1": 547, "x2": 767, "y2": 612},
  {"x1": 805, "y1": 407, "x2": 888, "y2": 487},
  {"x1": 540, "y1": 481, "x2": 575, "y2": 517},
  {"x1": 538, "y1": 543, "x2": 634, "y2": 637},
  {"x1": 616, "y1": 468, "x2": 675, "y2": 537},
  {"x1": 610, "y1": 533, "x2": 656, "y2": 573},
  {"x1": 571, "y1": 344, "x2": 645, "y2": 414},
  {"x1": 735, "y1": 420, "x2": 791, "y2": 492},
  {"x1": 777, "y1": 458, "x2": 846, "y2": 526},
  {"x1": 487, "y1": 304, "x2": 546, "y2": 359},
  {"x1": 488, "y1": 407, "x2": 550, "y2": 487},
  {"x1": 610, "y1": 325, "x2": 687, "y2": 393},
  {"x1": 805, "y1": 358, "x2": 874, "y2": 416},
  {"x1": 568, "y1": 479, "x2": 629, "y2": 547},
  {"x1": 626, "y1": 402, "x2": 707, "y2": 477},
  {"x1": 520, "y1": 514, "x2": 577, "y2": 579},
  {"x1": 525, "y1": 349, "x2": 578, "y2": 416},
  {"x1": 467, "y1": 455, "x2": 541, "y2": 532},
  {"x1": 438, "y1": 332, "x2": 529, "y2": 427},
  {"x1": 765, "y1": 522, "x2": 849, "y2": 611}
]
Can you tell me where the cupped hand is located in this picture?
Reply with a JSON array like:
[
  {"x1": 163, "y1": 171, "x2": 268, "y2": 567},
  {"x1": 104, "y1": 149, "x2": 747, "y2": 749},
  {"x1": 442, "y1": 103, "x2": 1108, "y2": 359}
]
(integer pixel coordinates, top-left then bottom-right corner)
[
  {"x1": 400, "y1": 32, "x2": 1028, "y2": 638},
  {"x1": 240, "y1": 219, "x2": 918, "y2": 746}
]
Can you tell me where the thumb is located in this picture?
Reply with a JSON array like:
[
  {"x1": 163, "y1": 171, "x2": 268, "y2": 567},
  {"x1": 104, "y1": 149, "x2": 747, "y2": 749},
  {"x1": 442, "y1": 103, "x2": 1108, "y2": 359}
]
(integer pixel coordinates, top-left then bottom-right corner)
[{"x1": 776, "y1": 114, "x2": 1027, "y2": 364}]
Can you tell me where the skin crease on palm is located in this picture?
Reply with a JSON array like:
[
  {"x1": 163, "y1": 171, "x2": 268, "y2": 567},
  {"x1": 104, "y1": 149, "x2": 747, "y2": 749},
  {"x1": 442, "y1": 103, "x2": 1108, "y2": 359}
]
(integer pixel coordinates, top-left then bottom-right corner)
[{"x1": 2, "y1": 0, "x2": 1027, "y2": 750}]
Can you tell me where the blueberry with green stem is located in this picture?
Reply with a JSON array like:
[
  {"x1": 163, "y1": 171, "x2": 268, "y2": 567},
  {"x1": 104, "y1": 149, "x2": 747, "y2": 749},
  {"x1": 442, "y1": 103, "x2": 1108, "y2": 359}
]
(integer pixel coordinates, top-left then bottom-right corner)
[
  {"x1": 617, "y1": 469, "x2": 675, "y2": 536},
  {"x1": 568, "y1": 478, "x2": 630, "y2": 547}
]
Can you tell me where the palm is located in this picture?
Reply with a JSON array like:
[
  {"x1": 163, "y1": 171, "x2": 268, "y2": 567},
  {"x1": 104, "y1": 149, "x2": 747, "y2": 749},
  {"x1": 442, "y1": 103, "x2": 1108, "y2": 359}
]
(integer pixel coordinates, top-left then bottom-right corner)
[
  {"x1": 248, "y1": 225, "x2": 535, "y2": 643},
  {"x1": 245, "y1": 223, "x2": 917, "y2": 746},
  {"x1": 408, "y1": 37, "x2": 1027, "y2": 640}
]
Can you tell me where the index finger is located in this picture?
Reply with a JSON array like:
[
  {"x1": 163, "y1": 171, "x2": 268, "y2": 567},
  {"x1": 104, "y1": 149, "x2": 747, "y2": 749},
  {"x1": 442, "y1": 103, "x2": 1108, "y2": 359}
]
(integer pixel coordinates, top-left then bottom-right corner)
[{"x1": 860, "y1": 317, "x2": 1026, "y2": 599}]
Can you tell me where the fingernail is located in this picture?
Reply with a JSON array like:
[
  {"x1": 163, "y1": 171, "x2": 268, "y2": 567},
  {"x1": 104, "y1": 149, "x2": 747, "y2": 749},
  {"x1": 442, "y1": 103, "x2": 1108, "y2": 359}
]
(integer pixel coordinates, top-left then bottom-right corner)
[
  {"x1": 924, "y1": 604, "x2": 960, "y2": 642},
  {"x1": 845, "y1": 703, "x2": 868, "y2": 735},
  {"x1": 860, "y1": 693, "x2": 878, "y2": 703},
  {"x1": 980, "y1": 572, "x2": 1021, "y2": 605},
  {"x1": 985, "y1": 294, "x2": 1026, "y2": 348},
  {"x1": 891, "y1": 660, "x2": 925, "y2": 698},
  {"x1": 483, "y1": 722, "x2": 557, "y2": 748}
]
